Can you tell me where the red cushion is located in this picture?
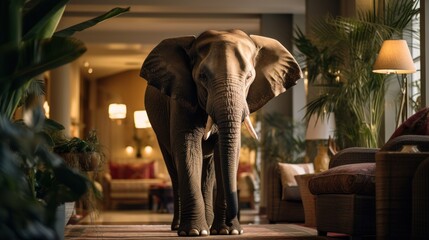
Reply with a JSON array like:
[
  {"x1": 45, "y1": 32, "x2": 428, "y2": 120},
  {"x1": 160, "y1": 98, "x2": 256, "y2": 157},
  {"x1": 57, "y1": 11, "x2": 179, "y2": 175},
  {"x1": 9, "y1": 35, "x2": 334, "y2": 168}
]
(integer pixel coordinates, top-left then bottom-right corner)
[
  {"x1": 389, "y1": 107, "x2": 429, "y2": 141},
  {"x1": 109, "y1": 161, "x2": 155, "y2": 179}
]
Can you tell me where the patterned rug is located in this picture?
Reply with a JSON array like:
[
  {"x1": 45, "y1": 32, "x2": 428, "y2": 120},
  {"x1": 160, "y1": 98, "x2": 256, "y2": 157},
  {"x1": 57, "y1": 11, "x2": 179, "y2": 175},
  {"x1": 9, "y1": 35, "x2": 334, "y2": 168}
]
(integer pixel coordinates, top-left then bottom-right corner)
[{"x1": 65, "y1": 224, "x2": 338, "y2": 239}]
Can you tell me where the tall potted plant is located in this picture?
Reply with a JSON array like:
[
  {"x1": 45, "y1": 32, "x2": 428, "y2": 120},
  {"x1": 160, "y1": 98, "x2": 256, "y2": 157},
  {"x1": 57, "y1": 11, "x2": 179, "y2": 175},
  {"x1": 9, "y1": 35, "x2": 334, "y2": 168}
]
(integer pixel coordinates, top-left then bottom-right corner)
[
  {"x1": 294, "y1": 0, "x2": 419, "y2": 148},
  {"x1": 0, "y1": 1, "x2": 128, "y2": 239}
]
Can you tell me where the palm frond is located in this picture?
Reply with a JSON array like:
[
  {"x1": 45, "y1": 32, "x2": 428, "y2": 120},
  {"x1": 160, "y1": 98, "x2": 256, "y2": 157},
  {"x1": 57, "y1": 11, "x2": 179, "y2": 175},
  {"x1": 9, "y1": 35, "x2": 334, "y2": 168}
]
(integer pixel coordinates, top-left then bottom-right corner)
[{"x1": 294, "y1": 0, "x2": 419, "y2": 148}]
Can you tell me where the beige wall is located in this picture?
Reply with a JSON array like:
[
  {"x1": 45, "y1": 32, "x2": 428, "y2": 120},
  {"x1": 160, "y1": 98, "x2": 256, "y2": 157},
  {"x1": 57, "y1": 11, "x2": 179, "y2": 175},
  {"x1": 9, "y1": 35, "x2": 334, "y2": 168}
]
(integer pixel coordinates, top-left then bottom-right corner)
[{"x1": 94, "y1": 70, "x2": 167, "y2": 176}]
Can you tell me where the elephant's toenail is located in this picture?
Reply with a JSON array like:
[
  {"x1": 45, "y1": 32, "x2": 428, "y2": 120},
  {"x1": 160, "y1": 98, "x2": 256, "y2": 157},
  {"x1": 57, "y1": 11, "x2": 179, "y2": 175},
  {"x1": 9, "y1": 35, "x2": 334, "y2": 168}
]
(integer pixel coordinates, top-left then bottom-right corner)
[
  {"x1": 231, "y1": 229, "x2": 239, "y2": 235},
  {"x1": 219, "y1": 229, "x2": 229, "y2": 235},
  {"x1": 200, "y1": 230, "x2": 208, "y2": 236},
  {"x1": 211, "y1": 229, "x2": 218, "y2": 235},
  {"x1": 178, "y1": 231, "x2": 187, "y2": 236},
  {"x1": 189, "y1": 229, "x2": 199, "y2": 236},
  {"x1": 240, "y1": 229, "x2": 244, "y2": 234}
]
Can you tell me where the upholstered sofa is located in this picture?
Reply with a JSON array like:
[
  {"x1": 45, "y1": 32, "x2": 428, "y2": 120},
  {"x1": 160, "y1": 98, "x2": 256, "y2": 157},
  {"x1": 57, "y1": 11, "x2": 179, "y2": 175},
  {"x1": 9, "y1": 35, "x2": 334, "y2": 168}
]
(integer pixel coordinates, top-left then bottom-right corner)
[
  {"x1": 102, "y1": 159, "x2": 166, "y2": 209},
  {"x1": 265, "y1": 162, "x2": 314, "y2": 223}
]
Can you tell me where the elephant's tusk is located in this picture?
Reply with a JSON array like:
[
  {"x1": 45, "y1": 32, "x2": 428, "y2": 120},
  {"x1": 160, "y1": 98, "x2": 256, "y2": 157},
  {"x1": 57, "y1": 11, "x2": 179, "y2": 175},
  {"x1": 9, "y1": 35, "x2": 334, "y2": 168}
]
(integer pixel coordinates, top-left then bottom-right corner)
[
  {"x1": 244, "y1": 116, "x2": 259, "y2": 141},
  {"x1": 204, "y1": 116, "x2": 214, "y2": 140}
]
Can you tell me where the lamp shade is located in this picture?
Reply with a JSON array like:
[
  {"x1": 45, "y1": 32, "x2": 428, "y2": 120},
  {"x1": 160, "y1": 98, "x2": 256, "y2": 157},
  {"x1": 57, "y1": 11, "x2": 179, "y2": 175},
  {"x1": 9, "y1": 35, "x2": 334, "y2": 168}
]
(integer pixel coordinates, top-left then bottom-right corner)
[
  {"x1": 373, "y1": 40, "x2": 416, "y2": 74},
  {"x1": 108, "y1": 103, "x2": 127, "y2": 119},
  {"x1": 134, "y1": 110, "x2": 151, "y2": 129},
  {"x1": 306, "y1": 113, "x2": 336, "y2": 140}
]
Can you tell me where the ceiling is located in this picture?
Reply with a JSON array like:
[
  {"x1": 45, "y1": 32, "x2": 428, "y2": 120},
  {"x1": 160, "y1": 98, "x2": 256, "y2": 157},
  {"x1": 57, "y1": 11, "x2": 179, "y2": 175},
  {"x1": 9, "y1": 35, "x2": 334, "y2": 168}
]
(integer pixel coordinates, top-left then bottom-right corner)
[{"x1": 58, "y1": 0, "x2": 305, "y2": 80}]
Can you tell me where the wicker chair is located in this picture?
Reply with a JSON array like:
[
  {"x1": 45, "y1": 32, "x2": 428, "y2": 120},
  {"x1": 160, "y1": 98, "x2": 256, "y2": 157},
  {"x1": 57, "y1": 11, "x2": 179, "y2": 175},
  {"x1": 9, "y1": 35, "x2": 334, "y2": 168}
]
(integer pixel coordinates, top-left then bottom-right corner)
[
  {"x1": 265, "y1": 163, "x2": 305, "y2": 223},
  {"x1": 309, "y1": 135, "x2": 429, "y2": 239}
]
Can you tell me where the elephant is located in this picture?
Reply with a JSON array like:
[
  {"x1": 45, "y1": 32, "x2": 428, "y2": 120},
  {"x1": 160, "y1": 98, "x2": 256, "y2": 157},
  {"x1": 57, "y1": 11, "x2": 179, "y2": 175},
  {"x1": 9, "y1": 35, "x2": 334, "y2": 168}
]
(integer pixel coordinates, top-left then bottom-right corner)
[{"x1": 140, "y1": 29, "x2": 302, "y2": 236}]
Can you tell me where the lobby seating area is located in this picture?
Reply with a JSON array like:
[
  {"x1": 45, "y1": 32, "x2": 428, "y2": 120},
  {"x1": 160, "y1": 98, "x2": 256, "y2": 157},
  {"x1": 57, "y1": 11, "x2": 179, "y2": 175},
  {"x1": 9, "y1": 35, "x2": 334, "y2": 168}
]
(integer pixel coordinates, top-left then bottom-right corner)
[
  {"x1": 307, "y1": 135, "x2": 429, "y2": 239},
  {"x1": 4, "y1": 1, "x2": 429, "y2": 240}
]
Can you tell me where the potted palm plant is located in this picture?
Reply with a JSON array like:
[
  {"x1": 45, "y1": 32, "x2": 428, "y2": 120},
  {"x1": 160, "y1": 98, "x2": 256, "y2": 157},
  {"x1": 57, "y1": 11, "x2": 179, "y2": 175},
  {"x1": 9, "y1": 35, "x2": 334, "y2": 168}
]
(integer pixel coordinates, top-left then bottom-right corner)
[
  {"x1": 294, "y1": 0, "x2": 419, "y2": 148},
  {"x1": 0, "y1": 1, "x2": 128, "y2": 239},
  {"x1": 53, "y1": 130, "x2": 104, "y2": 172}
]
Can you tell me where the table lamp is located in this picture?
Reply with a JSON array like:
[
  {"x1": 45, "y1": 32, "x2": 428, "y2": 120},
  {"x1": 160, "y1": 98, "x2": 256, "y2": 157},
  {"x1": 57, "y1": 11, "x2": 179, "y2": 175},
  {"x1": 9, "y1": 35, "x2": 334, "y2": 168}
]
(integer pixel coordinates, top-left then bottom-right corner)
[{"x1": 305, "y1": 113, "x2": 336, "y2": 172}]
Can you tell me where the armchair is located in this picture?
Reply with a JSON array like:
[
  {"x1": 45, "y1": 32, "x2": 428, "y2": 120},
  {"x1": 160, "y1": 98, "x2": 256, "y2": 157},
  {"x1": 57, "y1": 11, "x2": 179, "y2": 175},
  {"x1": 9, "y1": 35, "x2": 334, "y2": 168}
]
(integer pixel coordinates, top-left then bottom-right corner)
[
  {"x1": 308, "y1": 135, "x2": 429, "y2": 239},
  {"x1": 265, "y1": 162, "x2": 314, "y2": 223}
]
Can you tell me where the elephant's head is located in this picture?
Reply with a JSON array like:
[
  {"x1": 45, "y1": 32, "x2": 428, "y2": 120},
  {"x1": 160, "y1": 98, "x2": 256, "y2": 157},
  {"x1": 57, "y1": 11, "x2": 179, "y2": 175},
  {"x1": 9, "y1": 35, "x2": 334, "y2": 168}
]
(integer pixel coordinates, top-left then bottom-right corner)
[{"x1": 141, "y1": 29, "x2": 302, "y2": 220}]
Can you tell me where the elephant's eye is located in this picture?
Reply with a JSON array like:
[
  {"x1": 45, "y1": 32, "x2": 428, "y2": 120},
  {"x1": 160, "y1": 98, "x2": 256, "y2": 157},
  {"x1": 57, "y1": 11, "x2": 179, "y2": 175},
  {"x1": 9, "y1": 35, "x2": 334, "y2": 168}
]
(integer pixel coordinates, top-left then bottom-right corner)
[
  {"x1": 246, "y1": 71, "x2": 253, "y2": 80},
  {"x1": 199, "y1": 73, "x2": 208, "y2": 83}
]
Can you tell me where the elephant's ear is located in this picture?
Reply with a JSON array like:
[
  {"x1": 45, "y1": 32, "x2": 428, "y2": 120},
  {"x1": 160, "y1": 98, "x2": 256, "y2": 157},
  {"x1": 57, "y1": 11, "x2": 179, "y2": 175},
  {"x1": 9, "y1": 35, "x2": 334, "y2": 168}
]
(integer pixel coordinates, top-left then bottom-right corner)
[
  {"x1": 248, "y1": 35, "x2": 303, "y2": 112},
  {"x1": 140, "y1": 36, "x2": 197, "y2": 110}
]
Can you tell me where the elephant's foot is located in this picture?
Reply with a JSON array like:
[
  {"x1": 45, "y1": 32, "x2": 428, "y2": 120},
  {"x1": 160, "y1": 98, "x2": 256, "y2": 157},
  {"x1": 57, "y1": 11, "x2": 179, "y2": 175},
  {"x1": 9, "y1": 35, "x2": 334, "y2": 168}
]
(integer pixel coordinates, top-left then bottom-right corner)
[
  {"x1": 177, "y1": 219, "x2": 209, "y2": 237},
  {"x1": 171, "y1": 216, "x2": 180, "y2": 231},
  {"x1": 171, "y1": 222, "x2": 180, "y2": 231},
  {"x1": 210, "y1": 217, "x2": 243, "y2": 235}
]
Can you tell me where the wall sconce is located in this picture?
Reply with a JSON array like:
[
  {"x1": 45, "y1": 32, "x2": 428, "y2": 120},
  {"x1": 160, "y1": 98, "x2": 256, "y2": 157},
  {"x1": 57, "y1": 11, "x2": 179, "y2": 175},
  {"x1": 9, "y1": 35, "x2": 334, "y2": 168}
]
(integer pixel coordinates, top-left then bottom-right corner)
[
  {"x1": 108, "y1": 103, "x2": 127, "y2": 120},
  {"x1": 373, "y1": 39, "x2": 416, "y2": 127},
  {"x1": 125, "y1": 146, "x2": 134, "y2": 156},
  {"x1": 133, "y1": 110, "x2": 152, "y2": 158}
]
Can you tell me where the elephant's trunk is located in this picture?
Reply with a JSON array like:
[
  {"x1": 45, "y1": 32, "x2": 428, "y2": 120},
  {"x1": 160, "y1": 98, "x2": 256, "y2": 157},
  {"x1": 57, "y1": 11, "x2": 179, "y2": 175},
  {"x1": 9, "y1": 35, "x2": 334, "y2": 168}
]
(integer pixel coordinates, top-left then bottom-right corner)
[
  {"x1": 217, "y1": 117, "x2": 241, "y2": 221},
  {"x1": 211, "y1": 81, "x2": 247, "y2": 221}
]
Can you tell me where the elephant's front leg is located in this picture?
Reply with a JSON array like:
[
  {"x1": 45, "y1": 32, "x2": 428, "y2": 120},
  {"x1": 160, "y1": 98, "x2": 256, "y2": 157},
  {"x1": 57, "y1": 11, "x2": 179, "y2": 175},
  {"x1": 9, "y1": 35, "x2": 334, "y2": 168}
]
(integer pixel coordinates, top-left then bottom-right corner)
[
  {"x1": 174, "y1": 136, "x2": 209, "y2": 236},
  {"x1": 171, "y1": 107, "x2": 209, "y2": 236}
]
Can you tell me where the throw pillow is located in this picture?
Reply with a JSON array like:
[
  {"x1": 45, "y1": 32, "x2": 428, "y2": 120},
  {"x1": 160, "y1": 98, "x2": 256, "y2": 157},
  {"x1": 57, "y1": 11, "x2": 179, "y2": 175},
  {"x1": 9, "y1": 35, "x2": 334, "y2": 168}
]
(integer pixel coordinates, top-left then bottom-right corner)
[
  {"x1": 278, "y1": 163, "x2": 314, "y2": 200},
  {"x1": 109, "y1": 161, "x2": 156, "y2": 179},
  {"x1": 308, "y1": 162, "x2": 375, "y2": 196},
  {"x1": 389, "y1": 107, "x2": 429, "y2": 141}
]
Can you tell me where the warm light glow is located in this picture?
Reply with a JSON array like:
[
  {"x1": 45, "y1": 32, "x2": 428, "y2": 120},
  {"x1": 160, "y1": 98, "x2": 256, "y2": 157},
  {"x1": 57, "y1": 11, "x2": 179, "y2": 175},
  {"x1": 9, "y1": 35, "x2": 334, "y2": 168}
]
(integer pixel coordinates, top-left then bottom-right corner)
[
  {"x1": 306, "y1": 113, "x2": 336, "y2": 140},
  {"x1": 108, "y1": 103, "x2": 127, "y2": 119},
  {"x1": 144, "y1": 145, "x2": 153, "y2": 155},
  {"x1": 373, "y1": 40, "x2": 416, "y2": 74},
  {"x1": 43, "y1": 101, "x2": 50, "y2": 118},
  {"x1": 83, "y1": 61, "x2": 90, "y2": 68},
  {"x1": 88, "y1": 68, "x2": 93, "y2": 74},
  {"x1": 134, "y1": 110, "x2": 151, "y2": 128},
  {"x1": 125, "y1": 146, "x2": 134, "y2": 155}
]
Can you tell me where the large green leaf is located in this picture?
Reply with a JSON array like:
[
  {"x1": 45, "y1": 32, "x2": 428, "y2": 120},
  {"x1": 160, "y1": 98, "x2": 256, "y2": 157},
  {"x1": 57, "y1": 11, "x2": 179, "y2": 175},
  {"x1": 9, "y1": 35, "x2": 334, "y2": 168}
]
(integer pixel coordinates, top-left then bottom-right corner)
[
  {"x1": 54, "y1": 7, "x2": 130, "y2": 37},
  {"x1": 0, "y1": 37, "x2": 85, "y2": 117},
  {"x1": 23, "y1": 0, "x2": 69, "y2": 40},
  {"x1": 0, "y1": 0, "x2": 26, "y2": 46},
  {"x1": 0, "y1": 37, "x2": 86, "y2": 93}
]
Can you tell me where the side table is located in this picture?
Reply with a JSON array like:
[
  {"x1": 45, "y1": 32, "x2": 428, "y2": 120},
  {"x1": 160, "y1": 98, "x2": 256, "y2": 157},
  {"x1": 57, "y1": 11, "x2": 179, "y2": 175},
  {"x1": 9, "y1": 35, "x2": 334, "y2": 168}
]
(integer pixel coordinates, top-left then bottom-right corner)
[
  {"x1": 295, "y1": 173, "x2": 317, "y2": 227},
  {"x1": 149, "y1": 184, "x2": 174, "y2": 213}
]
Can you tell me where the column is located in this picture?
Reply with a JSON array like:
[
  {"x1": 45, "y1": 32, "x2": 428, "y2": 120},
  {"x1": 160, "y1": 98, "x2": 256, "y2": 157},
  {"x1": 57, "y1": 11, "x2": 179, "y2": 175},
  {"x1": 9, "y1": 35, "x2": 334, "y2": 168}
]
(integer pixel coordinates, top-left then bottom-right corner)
[{"x1": 49, "y1": 64, "x2": 72, "y2": 137}]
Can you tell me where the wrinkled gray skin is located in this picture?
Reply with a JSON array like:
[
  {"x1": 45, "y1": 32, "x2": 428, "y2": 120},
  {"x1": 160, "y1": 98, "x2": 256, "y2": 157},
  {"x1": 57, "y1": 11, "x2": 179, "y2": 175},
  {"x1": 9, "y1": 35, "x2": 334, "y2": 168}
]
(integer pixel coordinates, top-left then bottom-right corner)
[{"x1": 140, "y1": 30, "x2": 302, "y2": 236}]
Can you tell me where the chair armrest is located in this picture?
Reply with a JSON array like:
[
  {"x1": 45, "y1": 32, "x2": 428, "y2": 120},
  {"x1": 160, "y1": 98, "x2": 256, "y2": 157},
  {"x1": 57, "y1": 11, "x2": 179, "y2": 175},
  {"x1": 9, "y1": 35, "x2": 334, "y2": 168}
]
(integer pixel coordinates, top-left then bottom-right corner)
[
  {"x1": 329, "y1": 147, "x2": 378, "y2": 168},
  {"x1": 102, "y1": 172, "x2": 112, "y2": 195},
  {"x1": 103, "y1": 172, "x2": 112, "y2": 182},
  {"x1": 382, "y1": 135, "x2": 429, "y2": 152}
]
